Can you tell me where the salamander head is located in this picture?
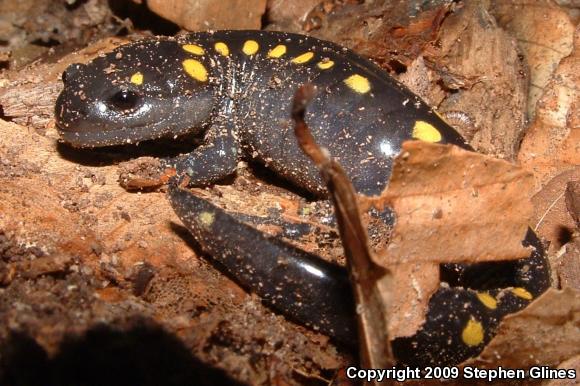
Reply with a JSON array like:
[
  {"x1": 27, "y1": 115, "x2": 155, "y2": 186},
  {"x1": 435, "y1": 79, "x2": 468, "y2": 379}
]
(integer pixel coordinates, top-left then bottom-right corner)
[{"x1": 55, "y1": 38, "x2": 215, "y2": 147}]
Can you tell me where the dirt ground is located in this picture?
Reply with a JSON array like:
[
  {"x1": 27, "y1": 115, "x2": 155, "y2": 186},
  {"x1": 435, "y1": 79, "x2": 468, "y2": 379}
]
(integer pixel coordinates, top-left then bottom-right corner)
[{"x1": 0, "y1": 1, "x2": 579, "y2": 385}]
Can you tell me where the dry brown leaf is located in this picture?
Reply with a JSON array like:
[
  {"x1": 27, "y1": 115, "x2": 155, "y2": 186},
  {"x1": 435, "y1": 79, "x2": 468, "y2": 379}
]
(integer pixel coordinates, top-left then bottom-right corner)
[
  {"x1": 373, "y1": 141, "x2": 534, "y2": 266},
  {"x1": 544, "y1": 354, "x2": 580, "y2": 386},
  {"x1": 518, "y1": 25, "x2": 580, "y2": 191},
  {"x1": 492, "y1": 0, "x2": 575, "y2": 119},
  {"x1": 386, "y1": 262, "x2": 439, "y2": 338},
  {"x1": 146, "y1": 0, "x2": 267, "y2": 31},
  {"x1": 466, "y1": 287, "x2": 580, "y2": 369},
  {"x1": 267, "y1": 0, "x2": 450, "y2": 70},
  {"x1": 367, "y1": 141, "x2": 538, "y2": 339}
]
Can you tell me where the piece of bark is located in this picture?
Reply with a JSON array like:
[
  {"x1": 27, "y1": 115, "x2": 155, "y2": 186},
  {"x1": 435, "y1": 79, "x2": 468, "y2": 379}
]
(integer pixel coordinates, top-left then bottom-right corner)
[
  {"x1": 0, "y1": 37, "x2": 128, "y2": 129},
  {"x1": 146, "y1": 0, "x2": 267, "y2": 31},
  {"x1": 492, "y1": 0, "x2": 575, "y2": 119},
  {"x1": 466, "y1": 287, "x2": 580, "y2": 369},
  {"x1": 117, "y1": 157, "x2": 172, "y2": 190},
  {"x1": 7, "y1": 254, "x2": 74, "y2": 281},
  {"x1": 373, "y1": 141, "x2": 534, "y2": 266},
  {"x1": 0, "y1": 116, "x2": 351, "y2": 384},
  {"x1": 301, "y1": 0, "x2": 451, "y2": 70},
  {"x1": 426, "y1": 1, "x2": 528, "y2": 159},
  {"x1": 518, "y1": 25, "x2": 580, "y2": 191},
  {"x1": 397, "y1": 56, "x2": 447, "y2": 110},
  {"x1": 565, "y1": 181, "x2": 580, "y2": 227}
]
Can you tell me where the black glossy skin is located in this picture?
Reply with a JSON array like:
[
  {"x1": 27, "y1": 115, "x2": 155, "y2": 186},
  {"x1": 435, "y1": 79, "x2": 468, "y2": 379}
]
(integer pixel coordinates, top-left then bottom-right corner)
[
  {"x1": 55, "y1": 30, "x2": 551, "y2": 366},
  {"x1": 170, "y1": 185, "x2": 550, "y2": 366},
  {"x1": 55, "y1": 30, "x2": 468, "y2": 196},
  {"x1": 168, "y1": 185, "x2": 357, "y2": 344}
]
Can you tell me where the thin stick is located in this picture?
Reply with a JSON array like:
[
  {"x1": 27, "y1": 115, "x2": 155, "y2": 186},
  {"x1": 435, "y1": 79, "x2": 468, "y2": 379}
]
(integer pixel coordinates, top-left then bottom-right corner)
[{"x1": 292, "y1": 85, "x2": 395, "y2": 378}]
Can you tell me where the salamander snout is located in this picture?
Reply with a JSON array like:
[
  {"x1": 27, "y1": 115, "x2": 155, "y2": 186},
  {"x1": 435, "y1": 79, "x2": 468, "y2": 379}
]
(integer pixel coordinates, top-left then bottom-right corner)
[{"x1": 54, "y1": 60, "x2": 155, "y2": 147}]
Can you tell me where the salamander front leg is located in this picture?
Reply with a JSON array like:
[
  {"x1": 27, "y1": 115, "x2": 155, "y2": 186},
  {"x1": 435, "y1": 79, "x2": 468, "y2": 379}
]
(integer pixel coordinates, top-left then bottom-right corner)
[
  {"x1": 168, "y1": 184, "x2": 357, "y2": 345},
  {"x1": 168, "y1": 121, "x2": 241, "y2": 186}
]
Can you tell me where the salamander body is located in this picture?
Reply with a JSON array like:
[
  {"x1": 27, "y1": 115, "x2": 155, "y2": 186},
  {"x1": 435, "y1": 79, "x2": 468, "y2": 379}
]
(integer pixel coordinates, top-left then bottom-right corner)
[
  {"x1": 55, "y1": 30, "x2": 550, "y2": 366},
  {"x1": 55, "y1": 30, "x2": 467, "y2": 196}
]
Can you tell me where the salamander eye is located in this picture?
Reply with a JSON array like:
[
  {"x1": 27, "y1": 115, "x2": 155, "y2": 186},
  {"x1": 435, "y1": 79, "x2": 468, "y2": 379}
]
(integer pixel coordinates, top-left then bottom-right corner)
[{"x1": 108, "y1": 90, "x2": 141, "y2": 111}]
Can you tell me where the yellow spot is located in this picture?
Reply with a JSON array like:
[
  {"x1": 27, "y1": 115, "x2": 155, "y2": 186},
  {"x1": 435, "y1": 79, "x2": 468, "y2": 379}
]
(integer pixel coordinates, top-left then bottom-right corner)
[
  {"x1": 412, "y1": 121, "x2": 442, "y2": 142},
  {"x1": 182, "y1": 59, "x2": 208, "y2": 82},
  {"x1": 344, "y1": 74, "x2": 371, "y2": 94},
  {"x1": 461, "y1": 319, "x2": 484, "y2": 347},
  {"x1": 198, "y1": 211, "x2": 215, "y2": 228},
  {"x1": 268, "y1": 44, "x2": 287, "y2": 58},
  {"x1": 512, "y1": 287, "x2": 533, "y2": 300},
  {"x1": 317, "y1": 59, "x2": 334, "y2": 70},
  {"x1": 130, "y1": 72, "x2": 143, "y2": 85},
  {"x1": 182, "y1": 44, "x2": 205, "y2": 55},
  {"x1": 476, "y1": 292, "x2": 497, "y2": 310},
  {"x1": 291, "y1": 52, "x2": 314, "y2": 64},
  {"x1": 214, "y1": 42, "x2": 229, "y2": 56},
  {"x1": 242, "y1": 40, "x2": 259, "y2": 55}
]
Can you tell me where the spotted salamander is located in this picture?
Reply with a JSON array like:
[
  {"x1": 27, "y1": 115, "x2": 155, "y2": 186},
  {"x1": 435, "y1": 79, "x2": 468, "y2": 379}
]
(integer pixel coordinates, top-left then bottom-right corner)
[{"x1": 55, "y1": 30, "x2": 550, "y2": 366}]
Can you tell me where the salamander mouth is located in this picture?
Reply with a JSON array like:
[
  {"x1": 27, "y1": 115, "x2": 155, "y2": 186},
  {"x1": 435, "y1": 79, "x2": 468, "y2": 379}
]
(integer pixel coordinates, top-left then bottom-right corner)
[{"x1": 57, "y1": 121, "x2": 194, "y2": 148}]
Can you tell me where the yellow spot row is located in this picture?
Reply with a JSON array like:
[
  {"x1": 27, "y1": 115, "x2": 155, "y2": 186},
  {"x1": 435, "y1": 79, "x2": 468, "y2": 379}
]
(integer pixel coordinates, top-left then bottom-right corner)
[
  {"x1": 462, "y1": 287, "x2": 534, "y2": 348},
  {"x1": 476, "y1": 288, "x2": 534, "y2": 310},
  {"x1": 178, "y1": 40, "x2": 377, "y2": 98},
  {"x1": 183, "y1": 40, "x2": 336, "y2": 69}
]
